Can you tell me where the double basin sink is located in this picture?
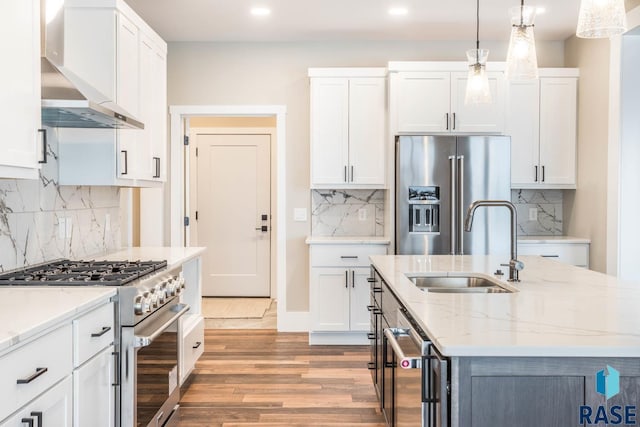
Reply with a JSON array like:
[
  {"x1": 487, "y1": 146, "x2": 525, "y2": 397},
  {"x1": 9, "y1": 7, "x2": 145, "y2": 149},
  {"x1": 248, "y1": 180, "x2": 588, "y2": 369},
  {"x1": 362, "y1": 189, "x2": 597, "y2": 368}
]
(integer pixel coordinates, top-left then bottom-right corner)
[{"x1": 406, "y1": 274, "x2": 516, "y2": 294}]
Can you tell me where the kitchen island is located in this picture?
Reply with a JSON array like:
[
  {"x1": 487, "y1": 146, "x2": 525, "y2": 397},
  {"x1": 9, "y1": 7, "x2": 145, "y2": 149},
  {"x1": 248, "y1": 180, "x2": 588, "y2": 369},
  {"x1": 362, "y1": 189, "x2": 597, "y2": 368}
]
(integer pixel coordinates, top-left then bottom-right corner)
[{"x1": 370, "y1": 255, "x2": 640, "y2": 427}]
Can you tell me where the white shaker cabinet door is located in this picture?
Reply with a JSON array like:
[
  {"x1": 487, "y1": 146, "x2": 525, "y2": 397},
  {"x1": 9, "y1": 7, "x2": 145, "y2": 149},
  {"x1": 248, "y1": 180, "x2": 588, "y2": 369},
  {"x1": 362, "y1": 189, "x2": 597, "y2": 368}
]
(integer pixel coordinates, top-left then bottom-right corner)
[
  {"x1": 73, "y1": 346, "x2": 115, "y2": 427},
  {"x1": 116, "y1": 12, "x2": 140, "y2": 118},
  {"x1": 0, "y1": 378, "x2": 72, "y2": 427},
  {"x1": 395, "y1": 72, "x2": 450, "y2": 133},
  {"x1": 310, "y1": 267, "x2": 350, "y2": 331},
  {"x1": 507, "y1": 80, "x2": 540, "y2": 186},
  {"x1": 350, "y1": 268, "x2": 373, "y2": 332},
  {"x1": 310, "y1": 78, "x2": 350, "y2": 186},
  {"x1": 349, "y1": 78, "x2": 386, "y2": 186},
  {"x1": 450, "y1": 71, "x2": 506, "y2": 133},
  {"x1": 539, "y1": 78, "x2": 577, "y2": 186},
  {"x1": 0, "y1": 0, "x2": 41, "y2": 179}
]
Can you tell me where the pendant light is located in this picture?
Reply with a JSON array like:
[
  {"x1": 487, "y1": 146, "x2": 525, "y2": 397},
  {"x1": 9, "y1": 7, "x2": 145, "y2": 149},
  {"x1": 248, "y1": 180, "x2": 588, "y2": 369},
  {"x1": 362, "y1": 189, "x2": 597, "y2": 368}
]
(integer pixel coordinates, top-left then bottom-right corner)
[
  {"x1": 576, "y1": 0, "x2": 627, "y2": 38},
  {"x1": 465, "y1": 0, "x2": 492, "y2": 105},
  {"x1": 505, "y1": 0, "x2": 538, "y2": 80}
]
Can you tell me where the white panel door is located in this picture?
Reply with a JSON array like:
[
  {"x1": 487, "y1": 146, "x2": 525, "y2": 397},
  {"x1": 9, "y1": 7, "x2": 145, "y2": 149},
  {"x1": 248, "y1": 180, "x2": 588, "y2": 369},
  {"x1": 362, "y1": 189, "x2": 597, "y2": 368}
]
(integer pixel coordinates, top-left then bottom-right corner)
[
  {"x1": 395, "y1": 72, "x2": 450, "y2": 132},
  {"x1": 507, "y1": 80, "x2": 540, "y2": 186},
  {"x1": 451, "y1": 71, "x2": 506, "y2": 133},
  {"x1": 197, "y1": 134, "x2": 271, "y2": 297},
  {"x1": 539, "y1": 78, "x2": 577, "y2": 186},
  {"x1": 73, "y1": 346, "x2": 114, "y2": 427},
  {"x1": 310, "y1": 268, "x2": 350, "y2": 331},
  {"x1": 0, "y1": 0, "x2": 40, "y2": 177},
  {"x1": 350, "y1": 268, "x2": 372, "y2": 331},
  {"x1": 310, "y1": 78, "x2": 349, "y2": 185},
  {"x1": 349, "y1": 78, "x2": 386, "y2": 185},
  {"x1": 0, "y1": 377, "x2": 72, "y2": 427}
]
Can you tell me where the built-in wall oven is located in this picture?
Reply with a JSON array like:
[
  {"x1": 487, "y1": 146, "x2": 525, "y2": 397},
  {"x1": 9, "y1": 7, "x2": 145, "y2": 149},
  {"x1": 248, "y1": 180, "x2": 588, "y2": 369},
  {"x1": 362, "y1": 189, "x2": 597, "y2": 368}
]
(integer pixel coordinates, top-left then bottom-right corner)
[{"x1": 383, "y1": 309, "x2": 450, "y2": 427}]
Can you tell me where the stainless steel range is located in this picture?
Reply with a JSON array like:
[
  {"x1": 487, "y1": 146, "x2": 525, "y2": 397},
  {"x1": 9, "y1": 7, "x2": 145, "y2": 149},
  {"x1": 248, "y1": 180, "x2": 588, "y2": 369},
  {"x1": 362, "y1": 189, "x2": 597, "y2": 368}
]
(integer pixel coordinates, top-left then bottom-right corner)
[{"x1": 0, "y1": 259, "x2": 190, "y2": 427}]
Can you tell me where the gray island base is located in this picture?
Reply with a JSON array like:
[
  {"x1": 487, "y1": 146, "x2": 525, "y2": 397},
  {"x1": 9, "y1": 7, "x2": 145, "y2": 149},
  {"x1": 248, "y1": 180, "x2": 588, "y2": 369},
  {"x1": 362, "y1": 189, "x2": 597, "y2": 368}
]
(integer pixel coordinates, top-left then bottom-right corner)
[{"x1": 369, "y1": 255, "x2": 640, "y2": 427}]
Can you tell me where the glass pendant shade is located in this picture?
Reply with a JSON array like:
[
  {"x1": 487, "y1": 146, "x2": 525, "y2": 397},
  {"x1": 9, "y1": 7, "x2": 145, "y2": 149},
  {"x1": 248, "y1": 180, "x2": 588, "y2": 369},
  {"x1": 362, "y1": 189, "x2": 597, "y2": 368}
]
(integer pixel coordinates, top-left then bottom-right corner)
[
  {"x1": 465, "y1": 49, "x2": 492, "y2": 105},
  {"x1": 576, "y1": 0, "x2": 627, "y2": 38},
  {"x1": 506, "y1": 5, "x2": 538, "y2": 80}
]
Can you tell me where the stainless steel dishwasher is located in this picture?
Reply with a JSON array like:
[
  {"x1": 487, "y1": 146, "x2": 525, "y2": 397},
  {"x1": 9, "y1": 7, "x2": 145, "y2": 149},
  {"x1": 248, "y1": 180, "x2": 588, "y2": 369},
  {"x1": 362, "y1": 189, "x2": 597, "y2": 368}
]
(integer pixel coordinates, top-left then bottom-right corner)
[{"x1": 383, "y1": 309, "x2": 450, "y2": 427}]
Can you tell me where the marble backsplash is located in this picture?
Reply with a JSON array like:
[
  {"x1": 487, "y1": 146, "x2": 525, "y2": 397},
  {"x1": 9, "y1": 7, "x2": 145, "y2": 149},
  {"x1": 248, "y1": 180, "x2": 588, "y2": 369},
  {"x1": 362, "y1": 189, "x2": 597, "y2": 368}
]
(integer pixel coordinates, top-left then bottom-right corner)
[
  {"x1": 0, "y1": 127, "x2": 121, "y2": 272},
  {"x1": 311, "y1": 189, "x2": 385, "y2": 236},
  {"x1": 511, "y1": 189, "x2": 563, "y2": 236}
]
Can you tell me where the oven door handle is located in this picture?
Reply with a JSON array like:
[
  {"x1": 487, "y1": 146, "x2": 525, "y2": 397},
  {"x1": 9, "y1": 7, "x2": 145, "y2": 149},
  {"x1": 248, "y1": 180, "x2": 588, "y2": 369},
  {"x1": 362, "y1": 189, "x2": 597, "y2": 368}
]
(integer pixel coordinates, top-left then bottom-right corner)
[
  {"x1": 383, "y1": 328, "x2": 422, "y2": 369},
  {"x1": 134, "y1": 303, "x2": 190, "y2": 348}
]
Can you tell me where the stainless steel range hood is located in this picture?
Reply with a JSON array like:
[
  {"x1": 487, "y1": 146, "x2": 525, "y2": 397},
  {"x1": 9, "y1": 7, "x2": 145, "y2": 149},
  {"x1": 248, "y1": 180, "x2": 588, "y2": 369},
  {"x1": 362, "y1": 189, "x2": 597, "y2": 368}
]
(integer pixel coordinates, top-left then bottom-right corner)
[
  {"x1": 41, "y1": 58, "x2": 143, "y2": 129},
  {"x1": 40, "y1": 0, "x2": 143, "y2": 130}
]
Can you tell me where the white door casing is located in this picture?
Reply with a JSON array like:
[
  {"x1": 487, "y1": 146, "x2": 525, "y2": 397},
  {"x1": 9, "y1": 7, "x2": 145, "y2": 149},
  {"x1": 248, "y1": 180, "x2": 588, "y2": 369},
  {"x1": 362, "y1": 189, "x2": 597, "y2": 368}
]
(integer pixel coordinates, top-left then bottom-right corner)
[{"x1": 196, "y1": 133, "x2": 271, "y2": 297}]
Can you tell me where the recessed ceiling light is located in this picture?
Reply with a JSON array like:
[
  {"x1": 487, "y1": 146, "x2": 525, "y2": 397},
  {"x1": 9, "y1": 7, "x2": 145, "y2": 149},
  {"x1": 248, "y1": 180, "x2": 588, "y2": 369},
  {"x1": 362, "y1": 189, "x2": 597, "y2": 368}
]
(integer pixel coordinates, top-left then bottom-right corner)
[
  {"x1": 251, "y1": 7, "x2": 271, "y2": 16},
  {"x1": 388, "y1": 7, "x2": 409, "y2": 16},
  {"x1": 536, "y1": 6, "x2": 546, "y2": 14}
]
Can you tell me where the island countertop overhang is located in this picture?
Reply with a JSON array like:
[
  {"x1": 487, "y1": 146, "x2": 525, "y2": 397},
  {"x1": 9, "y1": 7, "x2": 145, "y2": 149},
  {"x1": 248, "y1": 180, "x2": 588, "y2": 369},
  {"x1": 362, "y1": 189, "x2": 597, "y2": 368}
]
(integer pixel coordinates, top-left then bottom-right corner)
[{"x1": 370, "y1": 255, "x2": 640, "y2": 358}]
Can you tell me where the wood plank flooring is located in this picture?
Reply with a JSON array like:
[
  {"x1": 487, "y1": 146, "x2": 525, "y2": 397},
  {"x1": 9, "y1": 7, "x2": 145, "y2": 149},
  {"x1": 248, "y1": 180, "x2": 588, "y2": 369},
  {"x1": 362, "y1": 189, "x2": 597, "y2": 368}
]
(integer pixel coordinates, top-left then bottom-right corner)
[{"x1": 178, "y1": 329, "x2": 385, "y2": 426}]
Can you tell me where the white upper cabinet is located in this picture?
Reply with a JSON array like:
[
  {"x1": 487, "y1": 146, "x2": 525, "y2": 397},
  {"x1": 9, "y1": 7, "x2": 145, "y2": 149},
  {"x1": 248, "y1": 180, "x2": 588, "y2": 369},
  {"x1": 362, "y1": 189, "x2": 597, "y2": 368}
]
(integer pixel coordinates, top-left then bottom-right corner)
[
  {"x1": 0, "y1": 0, "x2": 43, "y2": 179},
  {"x1": 507, "y1": 71, "x2": 578, "y2": 188},
  {"x1": 56, "y1": 1, "x2": 167, "y2": 187},
  {"x1": 390, "y1": 64, "x2": 505, "y2": 134},
  {"x1": 309, "y1": 68, "x2": 386, "y2": 188}
]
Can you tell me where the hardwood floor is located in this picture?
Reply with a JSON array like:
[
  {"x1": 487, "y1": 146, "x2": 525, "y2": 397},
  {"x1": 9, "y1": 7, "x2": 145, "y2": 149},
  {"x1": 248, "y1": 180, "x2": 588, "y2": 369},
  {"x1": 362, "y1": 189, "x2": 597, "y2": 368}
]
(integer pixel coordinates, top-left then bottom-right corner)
[{"x1": 178, "y1": 329, "x2": 385, "y2": 426}]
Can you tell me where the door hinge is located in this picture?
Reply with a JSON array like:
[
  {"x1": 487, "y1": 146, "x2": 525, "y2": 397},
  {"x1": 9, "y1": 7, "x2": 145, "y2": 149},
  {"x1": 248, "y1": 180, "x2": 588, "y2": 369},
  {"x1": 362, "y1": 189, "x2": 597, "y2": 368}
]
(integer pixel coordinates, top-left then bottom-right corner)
[
  {"x1": 195, "y1": 147, "x2": 198, "y2": 157},
  {"x1": 195, "y1": 211, "x2": 199, "y2": 221},
  {"x1": 184, "y1": 216, "x2": 190, "y2": 226},
  {"x1": 183, "y1": 135, "x2": 189, "y2": 146}
]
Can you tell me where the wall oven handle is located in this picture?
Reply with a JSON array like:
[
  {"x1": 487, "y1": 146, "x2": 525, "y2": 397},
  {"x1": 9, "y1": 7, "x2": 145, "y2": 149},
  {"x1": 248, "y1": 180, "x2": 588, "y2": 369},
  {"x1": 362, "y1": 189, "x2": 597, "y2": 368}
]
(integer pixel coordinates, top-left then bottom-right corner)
[
  {"x1": 383, "y1": 328, "x2": 421, "y2": 369},
  {"x1": 134, "y1": 303, "x2": 190, "y2": 348}
]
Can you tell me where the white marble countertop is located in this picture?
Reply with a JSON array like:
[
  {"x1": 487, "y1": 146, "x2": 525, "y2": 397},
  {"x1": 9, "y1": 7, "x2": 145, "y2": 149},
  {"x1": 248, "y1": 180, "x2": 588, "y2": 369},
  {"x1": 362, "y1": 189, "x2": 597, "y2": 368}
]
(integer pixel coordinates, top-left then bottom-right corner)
[
  {"x1": 306, "y1": 236, "x2": 391, "y2": 245},
  {"x1": 94, "y1": 246, "x2": 206, "y2": 269},
  {"x1": 0, "y1": 287, "x2": 116, "y2": 355},
  {"x1": 370, "y1": 255, "x2": 640, "y2": 357},
  {"x1": 518, "y1": 236, "x2": 591, "y2": 244}
]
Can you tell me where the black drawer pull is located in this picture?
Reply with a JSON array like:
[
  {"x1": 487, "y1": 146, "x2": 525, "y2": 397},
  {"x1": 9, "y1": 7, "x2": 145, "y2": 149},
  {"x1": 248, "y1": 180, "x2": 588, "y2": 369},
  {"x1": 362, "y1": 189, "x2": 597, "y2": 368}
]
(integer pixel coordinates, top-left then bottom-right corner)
[
  {"x1": 30, "y1": 412, "x2": 42, "y2": 427},
  {"x1": 91, "y1": 326, "x2": 112, "y2": 337},
  {"x1": 340, "y1": 255, "x2": 358, "y2": 259},
  {"x1": 17, "y1": 367, "x2": 48, "y2": 384},
  {"x1": 367, "y1": 278, "x2": 376, "y2": 283},
  {"x1": 541, "y1": 255, "x2": 559, "y2": 258},
  {"x1": 367, "y1": 333, "x2": 375, "y2": 340},
  {"x1": 193, "y1": 341, "x2": 202, "y2": 349},
  {"x1": 373, "y1": 309, "x2": 383, "y2": 315},
  {"x1": 21, "y1": 418, "x2": 34, "y2": 427},
  {"x1": 367, "y1": 305, "x2": 375, "y2": 312},
  {"x1": 367, "y1": 362, "x2": 375, "y2": 370},
  {"x1": 373, "y1": 287, "x2": 383, "y2": 293},
  {"x1": 384, "y1": 362, "x2": 395, "y2": 368}
]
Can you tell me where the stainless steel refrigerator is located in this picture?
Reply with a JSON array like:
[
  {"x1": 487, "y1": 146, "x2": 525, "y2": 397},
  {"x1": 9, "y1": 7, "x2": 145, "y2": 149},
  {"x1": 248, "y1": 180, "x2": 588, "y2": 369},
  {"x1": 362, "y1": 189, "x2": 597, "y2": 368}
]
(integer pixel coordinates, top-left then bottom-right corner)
[{"x1": 395, "y1": 135, "x2": 511, "y2": 255}]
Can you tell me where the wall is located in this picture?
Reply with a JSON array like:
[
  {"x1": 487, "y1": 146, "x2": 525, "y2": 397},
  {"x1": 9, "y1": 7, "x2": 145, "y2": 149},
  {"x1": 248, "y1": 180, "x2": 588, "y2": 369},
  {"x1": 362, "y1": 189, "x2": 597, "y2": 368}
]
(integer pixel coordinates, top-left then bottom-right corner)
[
  {"x1": 0, "y1": 127, "x2": 121, "y2": 272},
  {"x1": 563, "y1": 36, "x2": 610, "y2": 273},
  {"x1": 167, "y1": 40, "x2": 565, "y2": 312}
]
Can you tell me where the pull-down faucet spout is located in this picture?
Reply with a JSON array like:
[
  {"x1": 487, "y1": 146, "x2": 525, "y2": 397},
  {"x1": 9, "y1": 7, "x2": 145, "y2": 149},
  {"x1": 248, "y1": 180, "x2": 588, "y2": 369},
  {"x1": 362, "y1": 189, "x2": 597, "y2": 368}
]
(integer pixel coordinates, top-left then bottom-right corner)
[{"x1": 464, "y1": 200, "x2": 524, "y2": 282}]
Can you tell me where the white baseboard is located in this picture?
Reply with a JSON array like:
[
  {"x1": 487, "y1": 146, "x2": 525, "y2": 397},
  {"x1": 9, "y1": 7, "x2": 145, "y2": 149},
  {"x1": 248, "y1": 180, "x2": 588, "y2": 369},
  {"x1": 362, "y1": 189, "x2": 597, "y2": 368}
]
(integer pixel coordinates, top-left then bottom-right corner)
[{"x1": 277, "y1": 310, "x2": 310, "y2": 332}]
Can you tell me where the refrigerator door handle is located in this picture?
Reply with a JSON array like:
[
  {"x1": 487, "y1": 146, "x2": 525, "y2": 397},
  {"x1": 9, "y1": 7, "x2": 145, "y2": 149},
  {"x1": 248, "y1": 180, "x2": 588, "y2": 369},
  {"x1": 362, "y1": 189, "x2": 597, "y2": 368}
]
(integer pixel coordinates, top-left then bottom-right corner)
[
  {"x1": 449, "y1": 155, "x2": 457, "y2": 255},
  {"x1": 457, "y1": 155, "x2": 465, "y2": 255}
]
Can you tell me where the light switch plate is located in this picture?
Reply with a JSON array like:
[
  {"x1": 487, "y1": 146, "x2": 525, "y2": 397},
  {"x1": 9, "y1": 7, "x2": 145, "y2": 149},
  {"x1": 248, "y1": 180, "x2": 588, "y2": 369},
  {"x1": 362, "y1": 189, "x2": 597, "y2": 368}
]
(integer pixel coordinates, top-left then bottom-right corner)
[
  {"x1": 65, "y1": 217, "x2": 72, "y2": 238},
  {"x1": 358, "y1": 209, "x2": 367, "y2": 221},
  {"x1": 529, "y1": 208, "x2": 538, "y2": 221},
  {"x1": 294, "y1": 208, "x2": 307, "y2": 222},
  {"x1": 58, "y1": 218, "x2": 66, "y2": 239}
]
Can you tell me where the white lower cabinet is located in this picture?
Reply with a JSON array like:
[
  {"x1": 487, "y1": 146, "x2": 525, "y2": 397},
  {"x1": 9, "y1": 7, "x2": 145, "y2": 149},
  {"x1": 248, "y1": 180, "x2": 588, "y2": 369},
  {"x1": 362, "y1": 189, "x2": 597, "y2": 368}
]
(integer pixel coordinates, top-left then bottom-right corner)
[
  {"x1": 518, "y1": 241, "x2": 590, "y2": 268},
  {"x1": 180, "y1": 317, "x2": 204, "y2": 385},
  {"x1": 309, "y1": 243, "x2": 388, "y2": 344},
  {"x1": 0, "y1": 378, "x2": 72, "y2": 427},
  {"x1": 73, "y1": 346, "x2": 115, "y2": 427}
]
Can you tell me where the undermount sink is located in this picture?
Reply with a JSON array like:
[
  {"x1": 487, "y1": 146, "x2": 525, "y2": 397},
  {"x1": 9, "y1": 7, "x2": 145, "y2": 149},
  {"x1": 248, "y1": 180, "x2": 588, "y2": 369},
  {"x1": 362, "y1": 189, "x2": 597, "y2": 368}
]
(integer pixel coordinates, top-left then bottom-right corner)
[{"x1": 406, "y1": 274, "x2": 515, "y2": 294}]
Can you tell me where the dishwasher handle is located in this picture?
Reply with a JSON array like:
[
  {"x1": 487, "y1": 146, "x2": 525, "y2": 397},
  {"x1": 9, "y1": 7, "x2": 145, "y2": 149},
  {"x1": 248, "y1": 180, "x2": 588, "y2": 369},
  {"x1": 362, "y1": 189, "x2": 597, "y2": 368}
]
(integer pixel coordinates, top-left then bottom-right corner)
[{"x1": 384, "y1": 328, "x2": 422, "y2": 369}]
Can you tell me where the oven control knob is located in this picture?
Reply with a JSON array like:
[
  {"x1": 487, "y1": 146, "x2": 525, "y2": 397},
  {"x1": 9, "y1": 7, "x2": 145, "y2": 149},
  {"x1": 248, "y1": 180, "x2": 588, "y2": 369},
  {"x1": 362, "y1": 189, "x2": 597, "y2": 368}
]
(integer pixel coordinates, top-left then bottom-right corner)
[
  {"x1": 142, "y1": 292, "x2": 152, "y2": 313},
  {"x1": 166, "y1": 279, "x2": 177, "y2": 296},
  {"x1": 179, "y1": 276, "x2": 186, "y2": 289},
  {"x1": 157, "y1": 284, "x2": 167, "y2": 304},
  {"x1": 134, "y1": 295, "x2": 145, "y2": 315},
  {"x1": 149, "y1": 291, "x2": 159, "y2": 308}
]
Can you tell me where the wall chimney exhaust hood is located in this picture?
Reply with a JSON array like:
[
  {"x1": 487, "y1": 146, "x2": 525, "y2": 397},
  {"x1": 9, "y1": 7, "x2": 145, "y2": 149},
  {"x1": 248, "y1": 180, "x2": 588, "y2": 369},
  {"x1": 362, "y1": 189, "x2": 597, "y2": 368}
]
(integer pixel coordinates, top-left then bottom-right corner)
[{"x1": 41, "y1": 0, "x2": 143, "y2": 130}]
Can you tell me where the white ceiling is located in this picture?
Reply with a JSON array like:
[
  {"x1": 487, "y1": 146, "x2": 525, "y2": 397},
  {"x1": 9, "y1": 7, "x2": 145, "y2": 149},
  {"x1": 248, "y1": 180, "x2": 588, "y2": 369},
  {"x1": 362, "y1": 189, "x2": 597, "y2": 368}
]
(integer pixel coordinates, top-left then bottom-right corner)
[{"x1": 125, "y1": 0, "x2": 582, "y2": 43}]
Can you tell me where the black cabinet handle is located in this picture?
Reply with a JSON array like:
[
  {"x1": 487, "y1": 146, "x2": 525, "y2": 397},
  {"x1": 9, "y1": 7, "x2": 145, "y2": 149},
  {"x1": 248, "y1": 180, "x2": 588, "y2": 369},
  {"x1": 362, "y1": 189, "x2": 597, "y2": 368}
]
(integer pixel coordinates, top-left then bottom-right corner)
[
  {"x1": 367, "y1": 305, "x2": 375, "y2": 312},
  {"x1": 38, "y1": 129, "x2": 47, "y2": 164},
  {"x1": 17, "y1": 367, "x2": 48, "y2": 384},
  {"x1": 367, "y1": 362, "x2": 375, "y2": 370},
  {"x1": 445, "y1": 113, "x2": 449, "y2": 130},
  {"x1": 21, "y1": 418, "x2": 34, "y2": 427},
  {"x1": 193, "y1": 341, "x2": 202, "y2": 349},
  {"x1": 366, "y1": 278, "x2": 376, "y2": 283},
  {"x1": 373, "y1": 309, "x2": 383, "y2": 315},
  {"x1": 91, "y1": 326, "x2": 111, "y2": 338},
  {"x1": 30, "y1": 412, "x2": 42, "y2": 427},
  {"x1": 373, "y1": 287, "x2": 383, "y2": 293},
  {"x1": 534, "y1": 165, "x2": 538, "y2": 182},
  {"x1": 453, "y1": 112, "x2": 457, "y2": 130},
  {"x1": 121, "y1": 150, "x2": 128, "y2": 175},
  {"x1": 367, "y1": 333, "x2": 375, "y2": 340},
  {"x1": 340, "y1": 256, "x2": 358, "y2": 259},
  {"x1": 112, "y1": 351, "x2": 120, "y2": 387},
  {"x1": 153, "y1": 157, "x2": 161, "y2": 178},
  {"x1": 542, "y1": 165, "x2": 546, "y2": 182}
]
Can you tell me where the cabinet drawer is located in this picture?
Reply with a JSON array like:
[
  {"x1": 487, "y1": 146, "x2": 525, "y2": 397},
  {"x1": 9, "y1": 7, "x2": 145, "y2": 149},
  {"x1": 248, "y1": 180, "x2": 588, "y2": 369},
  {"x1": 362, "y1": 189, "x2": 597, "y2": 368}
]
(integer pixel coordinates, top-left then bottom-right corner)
[
  {"x1": 0, "y1": 324, "x2": 72, "y2": 421},
  {"x1": 182, "y1": 317, "x2": 204, "y2": 383},
  {"x1": 310, "y1": 244, "x2": 387, "y2": 267},
  {"x1": 73, "y1": 302, "x2": 115, "y2": 367},
  {"x1": 518, "y1": 243, "x2": 589, "y2": 267}
]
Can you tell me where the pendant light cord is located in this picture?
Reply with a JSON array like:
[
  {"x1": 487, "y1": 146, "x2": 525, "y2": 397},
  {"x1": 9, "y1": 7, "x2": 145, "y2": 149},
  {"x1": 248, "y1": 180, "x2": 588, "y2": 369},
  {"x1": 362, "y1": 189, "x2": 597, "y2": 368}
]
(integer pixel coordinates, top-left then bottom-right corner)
[
  {"x1": 520, "y1": 0, "x2": 524, "y2": 26},
  {"x1": 476, "y1": 0, "x2": 480, "y2": 51}
]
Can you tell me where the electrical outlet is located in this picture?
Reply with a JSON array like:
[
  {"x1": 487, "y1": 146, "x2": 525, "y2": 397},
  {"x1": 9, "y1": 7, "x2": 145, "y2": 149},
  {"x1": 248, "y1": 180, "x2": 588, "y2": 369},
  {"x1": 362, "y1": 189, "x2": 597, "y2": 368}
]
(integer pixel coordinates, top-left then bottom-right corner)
[
  {"x1": 529, "y1": 208, "x2": 538, "y2": 221},
  {"x1": 105, "y1": 213, "x2": 111, "y2": 232},
  {"x1": 65, "y1": 217, "x2": 72, "y2": 238},
  {"x1": 358, "y1": 208, "x2": 368, "y2": 221},
  {"x1": 58, "y1": 218, "x2": 66, "y2": 239}
]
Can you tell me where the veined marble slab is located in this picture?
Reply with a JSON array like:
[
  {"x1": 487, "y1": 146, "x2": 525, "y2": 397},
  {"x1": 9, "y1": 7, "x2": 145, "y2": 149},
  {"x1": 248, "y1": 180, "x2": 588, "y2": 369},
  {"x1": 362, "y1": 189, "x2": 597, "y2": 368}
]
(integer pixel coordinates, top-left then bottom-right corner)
[
  {"x1": 370, "y1": 255, "x2": 640, "y2": 357},
  {"x1": 305, "y1": 236, "x2": 390, "y2": 245}
]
